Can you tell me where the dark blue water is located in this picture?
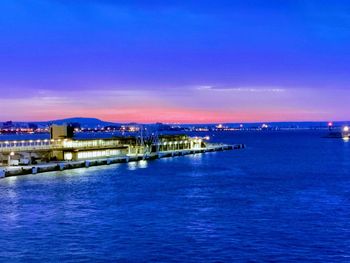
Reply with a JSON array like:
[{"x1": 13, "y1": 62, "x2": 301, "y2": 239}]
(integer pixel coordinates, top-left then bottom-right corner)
[{"x1": 1, "y1": 131, "x2": 349, "y2": 262}]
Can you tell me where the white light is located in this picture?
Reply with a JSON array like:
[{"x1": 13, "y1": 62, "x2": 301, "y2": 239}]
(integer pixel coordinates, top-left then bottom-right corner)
[{"x1": 344, "y1": 126, "x2": 349, "y2": 132}]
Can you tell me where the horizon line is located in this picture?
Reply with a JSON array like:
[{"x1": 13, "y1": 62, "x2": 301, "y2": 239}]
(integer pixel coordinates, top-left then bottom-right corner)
[{"x1": 1, "y1": 117, "x2": 349, "y2": 125}]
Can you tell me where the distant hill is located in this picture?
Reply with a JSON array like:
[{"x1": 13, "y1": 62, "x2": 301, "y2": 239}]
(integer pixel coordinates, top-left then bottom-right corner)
[
  {"x1": 36, "y1": 117, "x2": 119, "y2": 128},
  {"x1": 0, "y1": 117, "x2": 142, "y2": 129},
  {"x1": 1, "y1": 117, "x2": 143, "y2": 129}
]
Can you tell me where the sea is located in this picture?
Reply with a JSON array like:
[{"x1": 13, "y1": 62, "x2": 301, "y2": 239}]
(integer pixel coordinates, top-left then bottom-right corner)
[{"x1": 0, "y1": 130, "x2": 349, "y2": 262}]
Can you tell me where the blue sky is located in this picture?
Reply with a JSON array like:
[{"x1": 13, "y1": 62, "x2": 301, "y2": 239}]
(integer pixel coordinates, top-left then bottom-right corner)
[{"x1": 0, "y1": 0, "x2": 349, "y2": 122}]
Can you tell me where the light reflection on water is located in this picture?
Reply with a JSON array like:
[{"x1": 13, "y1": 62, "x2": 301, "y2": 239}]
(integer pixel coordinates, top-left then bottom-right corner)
[
  {"x1": 127, "y1": 160, "x2": 148, "y2": 170},
  {"x1": 0, "y1": 131, "x2": 350, "y2": 262}
]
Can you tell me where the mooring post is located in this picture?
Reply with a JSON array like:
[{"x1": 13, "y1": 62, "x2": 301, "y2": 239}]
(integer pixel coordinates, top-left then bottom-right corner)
[
  {"x1": 0, "y1": 169, "x2": 5, "y2": 178},
  {"x1": 58, "y1": 163, "x2": 65, "y2": 171}
]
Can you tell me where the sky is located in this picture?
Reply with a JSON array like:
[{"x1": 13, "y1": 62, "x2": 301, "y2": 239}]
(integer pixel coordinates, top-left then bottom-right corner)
[{"x1": 0, "y1": 0, "x2": 349, "y2": 123}]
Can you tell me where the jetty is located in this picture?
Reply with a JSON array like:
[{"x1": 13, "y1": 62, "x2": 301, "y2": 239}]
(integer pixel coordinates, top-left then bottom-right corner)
[{"x1": 0, "y1": 125, "x2": 245, "y2": 178}]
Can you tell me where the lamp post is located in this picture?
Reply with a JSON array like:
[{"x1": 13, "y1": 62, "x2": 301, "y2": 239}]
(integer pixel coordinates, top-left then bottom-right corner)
[{"x1": 328, "y1": 122, "x2": 333, "y2": 131}]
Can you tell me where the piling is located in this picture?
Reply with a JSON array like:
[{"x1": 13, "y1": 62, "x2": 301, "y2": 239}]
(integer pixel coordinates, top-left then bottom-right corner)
[
  {"x1": 58, "y1": 163, "x2": 65, "y2": 171},
  {"x1": 0, "y1": 169, "x2": 5, "y2": 178}
]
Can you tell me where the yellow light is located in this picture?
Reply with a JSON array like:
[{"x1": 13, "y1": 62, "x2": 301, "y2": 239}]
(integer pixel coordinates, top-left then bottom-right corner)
[{"x1": 10, "y1": 151, "x2": 15, "y2": 156}]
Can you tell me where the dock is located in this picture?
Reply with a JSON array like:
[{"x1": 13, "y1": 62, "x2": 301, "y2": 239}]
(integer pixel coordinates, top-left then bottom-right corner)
[
  {"x1": 0, "y1": 125, "x2": 245, "y2": 179},
  {"x1": 0, "y1": 144, "x2": 245, "y2": 178}
]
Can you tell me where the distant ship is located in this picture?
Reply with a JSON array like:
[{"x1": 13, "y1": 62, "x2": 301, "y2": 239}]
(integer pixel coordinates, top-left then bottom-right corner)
[{"x1": 324, "y1": 125, "x2": 349, "y2": 139}]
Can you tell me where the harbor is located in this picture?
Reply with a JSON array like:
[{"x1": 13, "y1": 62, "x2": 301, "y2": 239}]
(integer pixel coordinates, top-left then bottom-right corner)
[{"x1": 0, "y1": 125, "x2": 244, "y2": 178}]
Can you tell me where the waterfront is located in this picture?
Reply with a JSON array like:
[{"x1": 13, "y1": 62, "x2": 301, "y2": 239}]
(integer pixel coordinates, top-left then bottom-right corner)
[{"x1": 0, "y1": 131, "x2": 350, "y2": 262}]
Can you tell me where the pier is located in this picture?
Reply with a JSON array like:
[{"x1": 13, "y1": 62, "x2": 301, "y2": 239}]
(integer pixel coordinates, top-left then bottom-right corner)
[
  {"x1": 0, "y1": 125, "x2": 245, "y2": 178},
  {"x1": 0, "y1": 143, "x2": 245, "y2": 178}
]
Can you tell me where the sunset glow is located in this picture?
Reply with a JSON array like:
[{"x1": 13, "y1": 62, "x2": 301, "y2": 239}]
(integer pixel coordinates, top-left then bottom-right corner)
[{"x1": 0, "y1": 0, "x2": 349, "y2": 123}]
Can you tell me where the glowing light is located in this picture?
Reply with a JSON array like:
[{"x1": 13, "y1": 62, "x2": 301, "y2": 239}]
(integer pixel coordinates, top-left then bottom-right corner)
[
  {"x1": 127, "y1": 162, "x2": 137, "y2": 170},
  {"x1": 344, "y1": 126, "x2": 349, "y2": 132},
  {"x1": 138, "y1": 160, "x2": 148, "y2": 169},
  {"x1": 328, "y1": 122, "x2": 333, "y2": 127}
]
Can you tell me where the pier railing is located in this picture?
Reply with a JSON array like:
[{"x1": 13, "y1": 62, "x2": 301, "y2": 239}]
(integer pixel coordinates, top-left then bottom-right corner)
[{"x1": 0, "y1": 139, "x2": 125, "y2": 153}]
